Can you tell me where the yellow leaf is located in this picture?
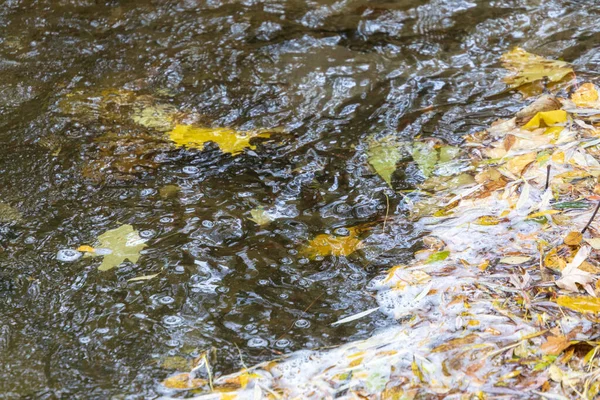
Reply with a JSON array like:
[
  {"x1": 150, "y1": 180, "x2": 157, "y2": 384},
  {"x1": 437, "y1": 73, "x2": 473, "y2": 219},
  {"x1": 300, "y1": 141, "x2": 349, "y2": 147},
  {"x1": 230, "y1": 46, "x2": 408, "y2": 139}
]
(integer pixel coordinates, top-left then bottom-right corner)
[
  {"x1": 522, "y1": 110, "x2": 567, "y2": 130},
  {"x1": 167, "y1": 124, "x2": 272, "y2": 155},
  {"x1": 474, "y1": 215, "x2": 504, "y2": 226},
  {"x1": 556, "y1": 295, "x2": 600, "y2": 313},
  {"x1": 571, "y1": 83, "x2": 599, "y2": 107},
  {"x1": 564, "y1": 231, "x2": 583, "y2": 246},
  {"x1": 431, "y1": 333, "x2": 479, "y2": 353},
  {"x1": 77, "y1": 245, "x2": 95, "y2": 253},
  {"x1": 505, "y1": 152, "x2": 536, "y2": 176},
  {"x1": 128, "y1": 273, "x2": 160, "y2": 282},
  {"x1": 300, "y1": 227, "x2": 363, "y2": 259},
  {"x1": 501, "y1": 47, "x2": 573, "y2": 88},
  {"x1": 221, "y1": 370, "x2": 261, "y2": 389},
  {"x1": 162, "y1": 373, "x2": 207, "y2": 389},
  {"x1": 526, "y1": 210, "x2": 560, "y2": 220}
]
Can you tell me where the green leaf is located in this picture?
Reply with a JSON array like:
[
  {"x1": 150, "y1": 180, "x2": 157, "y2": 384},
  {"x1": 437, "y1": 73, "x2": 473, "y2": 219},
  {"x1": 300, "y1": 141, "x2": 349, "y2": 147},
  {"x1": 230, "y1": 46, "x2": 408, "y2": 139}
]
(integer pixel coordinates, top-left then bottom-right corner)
[
  {"x1": 131, "y1": 104, "x2": 177, "y2": 131},
  {"x1": 426, "y1": 250, "x2": 450, "y2": 264},
  {"x1": 439, "y1": 146, "x2": 460, "y2": 163},
  {"x1": 92, "y1": 224, "x2": 147, "y2": 271},
  {"x1": 367, "y1": 136, "x2": 403, "y2": 187},
  {"x1": 552, "y1": 201, "x2": 590, "y2": 210},
  {"x1": 412, "y1": 142, "x2": 439, "y2": 178}
]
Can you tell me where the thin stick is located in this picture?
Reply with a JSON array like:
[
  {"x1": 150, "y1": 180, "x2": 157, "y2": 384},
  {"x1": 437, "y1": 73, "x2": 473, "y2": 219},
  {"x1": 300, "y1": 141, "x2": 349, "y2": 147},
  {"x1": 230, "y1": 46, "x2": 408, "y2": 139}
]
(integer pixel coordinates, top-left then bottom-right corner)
[
  {"x1": 582, "y1": 201, "x2": 600, "y2": 234},
  {"x1": 545, "y1": 164, "x2": 551, "y2": 190},
  {"x1": 383, "y1": 192, "x2": 390, "y2": 233}
]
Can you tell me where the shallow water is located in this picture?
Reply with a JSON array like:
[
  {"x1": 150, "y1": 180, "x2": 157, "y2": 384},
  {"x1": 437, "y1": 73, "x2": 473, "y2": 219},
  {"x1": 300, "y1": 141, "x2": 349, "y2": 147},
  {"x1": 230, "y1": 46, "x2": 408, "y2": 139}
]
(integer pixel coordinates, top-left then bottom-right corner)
[{"x1": 0, "y1": 0, "x2": 599, "y2": 397}]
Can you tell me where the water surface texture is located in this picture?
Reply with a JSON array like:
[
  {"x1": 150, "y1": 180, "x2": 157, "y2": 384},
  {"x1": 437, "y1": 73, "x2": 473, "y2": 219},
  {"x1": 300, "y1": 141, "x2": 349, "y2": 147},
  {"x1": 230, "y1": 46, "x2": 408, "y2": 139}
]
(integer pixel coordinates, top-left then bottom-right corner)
[{"x1": 0, "y1": 0, "x2": 599, "y2": 397}]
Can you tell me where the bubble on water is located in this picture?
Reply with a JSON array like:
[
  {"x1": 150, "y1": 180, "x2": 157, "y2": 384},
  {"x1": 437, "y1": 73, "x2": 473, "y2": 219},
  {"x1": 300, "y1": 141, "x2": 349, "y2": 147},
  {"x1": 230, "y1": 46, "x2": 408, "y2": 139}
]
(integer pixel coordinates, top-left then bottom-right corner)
[
  {"x1": 258, "y1": 279, "x2": 269, "y2": 286},
  {"x1": 334, "y1": 227, "x2": 349, "y2": 236},
  {"x1": 174, "y1": 265, "x2": 185, "y2": 273},
  {"x1": 96, "y1": 327, "x2": 109, "y2": 334},
  {"x1": 348, "y1": 273, "x2": 363, "y2": 281},
  {"x1": 24, "y1": 236, "x2": 36, "y2": 244},
  {"x1": 280, "y1": 257, "x2": 292, "y2": 265},
  {"x1": 162, "y1": 315, "x2": 183, "y2": 326},
  {"x1": 57, "y1": 249, "x2": 82, "y2": 262},
  {"x1": 279, "y1": 293, "x2": 289, "y2": 299},
  {"x1": 314, "y1": 256, "x2": 324, "y2": 261},
  {"x1": 140, "y1": 229, "x2": 155, "y2": 239},
  {"x1": 158, "y1": 296, "x2": 175, "y2": 305},
  {"x1": 160, "y1": 216, "x2": 174, "y2": 223},
  {"x1": 294, "y1": 319, "x2": 310, "y2": 328},
  {"x1": 216, "y1": 286, "x2": 229, "y2": 293},
  {"x1": 334, "y1": 203, "x2": 352, "y2": 215},
  {"x1": 140, "y1": 188, "x2": 156, "y2": 196},
  {"x1": 182, "y1": 166, "x2": 199, "y2": 174},
  {"x1": 298, "y1": 258, "x2": 309, "y2": 265},
  {"x1": 201, "y1": 220, "x2": 214, "y2": 228},
  {"x1": 79, "y1": 336, "x2": 91, "y2": 344},
  {"x1": 288, "y1": 249, "x2": 298, "y2": 255},
  {"x1": 275, "y1": 339, "x2": 291, "y2": 348},
  {"x1": 247, "y1": 337, "x2": 268, "y2": 348},
  {"x1": 165, "y1": 339, "x2": 181, "y2": 347}
]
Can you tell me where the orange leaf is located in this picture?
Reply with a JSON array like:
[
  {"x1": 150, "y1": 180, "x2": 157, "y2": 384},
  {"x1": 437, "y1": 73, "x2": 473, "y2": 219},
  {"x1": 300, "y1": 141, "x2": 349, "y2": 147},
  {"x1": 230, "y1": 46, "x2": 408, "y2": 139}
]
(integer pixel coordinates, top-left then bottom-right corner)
[
  {"x1": 162, "y1": 373, "x2": 207, "y2": 390},
  {"x1": 77, "y1": 245, "x2": 95, "y2": 253},
  {"x1": 541, "y1": 335, "x2": 571, "y2": 355}
]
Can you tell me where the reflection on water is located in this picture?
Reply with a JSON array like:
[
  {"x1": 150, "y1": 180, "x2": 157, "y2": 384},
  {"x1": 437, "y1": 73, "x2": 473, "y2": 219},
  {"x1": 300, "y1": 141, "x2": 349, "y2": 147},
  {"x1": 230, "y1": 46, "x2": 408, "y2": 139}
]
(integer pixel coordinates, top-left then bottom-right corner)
[{"x1": 0, "y1": 0, "x2": 599, "y2": 397}]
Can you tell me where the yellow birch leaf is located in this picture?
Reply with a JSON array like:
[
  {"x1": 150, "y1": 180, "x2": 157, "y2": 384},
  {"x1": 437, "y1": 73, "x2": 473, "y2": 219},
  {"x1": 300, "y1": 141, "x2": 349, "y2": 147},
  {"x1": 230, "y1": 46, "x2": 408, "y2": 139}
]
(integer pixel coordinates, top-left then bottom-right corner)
[
  {"x1": 505, "y1": 152, "x2": 536, "y2": 176},
  {"x1": 474, "y1": 215, "x2": 504, "y2": 226},
  {"x1": 564, "y1": 231, "x2": 583, "y2": 246},
  {"x1": 77, "y1": 245, "x2": 95, "y2": 253},
  {"x1": 300, "y1": 227, "x2": 363, "y2": 259},
  {"x1": 556, "y1": 295, "x2": 600, "y2": 313},
  {"x1": 501, "y1": 47, "x2": 573, "y2": 88},
  {"x1": 571, "y1": 83, "x2": 599, "y2": 107},
  {"x1": 522, "y1": 110, "x2": 567, "y2": 130},
  {"x1": 168, "y1": 124, "x2": 272, "y2": 155}
]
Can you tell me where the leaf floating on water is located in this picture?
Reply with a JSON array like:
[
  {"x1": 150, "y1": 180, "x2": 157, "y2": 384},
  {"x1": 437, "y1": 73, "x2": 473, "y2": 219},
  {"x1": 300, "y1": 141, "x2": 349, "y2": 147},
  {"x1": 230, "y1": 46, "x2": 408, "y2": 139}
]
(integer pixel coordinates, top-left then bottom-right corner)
[
  {"x1": 571, "y1": 83, "x2": 599, "y2": 107},
  {"x1": 522, "y1": 110, "x2": 567, "y2": 130},
  {"x1": 128, "y1": 273, "x2": 160, "y2": 282},
  {"x1": 412, "y1": 142, "x2": 438, "y2": 178},
  {"x1": 162, "y1": 372, "x2": 207, "y2": 390},
  {"x1": 500, "y1": 47, "x2": 573, "y2": 88},
  {"x1": 331, "y1": 307, "x2": 380, "y2": 326},
  {"x1": 89, "y1": 224, "x2": 147, "y2": 271},
  {"x1": 556, "y1": 246, "x2": 594, "y2": 293},
  {"x1": 367, "y1": 136, "x2": 403, "y2": 187},
  {"x1": 499, "y1": 256, "x2": 532, "y2": 265},
  {"x1": 300, "y1": 227, "x2": 363, "y2": 259},
  {"x1": 167, "y1": 124, "x2": 272, "y2": 155},
  {"x1": 0, "y1": 202, "x2": 23, "y2": 224},
  {"x1": 425, "y1": 250, "x2": 450, "y2": 264},
  {"x1": 556, "y1": 295, "x2": 600, "y2": 313}
]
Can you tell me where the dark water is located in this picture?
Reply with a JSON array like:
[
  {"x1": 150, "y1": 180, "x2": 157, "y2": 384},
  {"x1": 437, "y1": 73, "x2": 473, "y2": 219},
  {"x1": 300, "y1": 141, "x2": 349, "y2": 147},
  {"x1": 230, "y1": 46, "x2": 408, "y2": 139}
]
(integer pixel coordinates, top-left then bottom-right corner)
[{"x1": 0, "y1": 0, "x2": 599, "y2": 397}]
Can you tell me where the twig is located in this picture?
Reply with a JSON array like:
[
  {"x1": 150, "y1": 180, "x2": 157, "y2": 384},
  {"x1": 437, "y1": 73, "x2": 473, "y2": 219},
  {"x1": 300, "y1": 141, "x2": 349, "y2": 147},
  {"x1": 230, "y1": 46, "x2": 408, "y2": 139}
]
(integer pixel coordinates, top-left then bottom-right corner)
[
  {"x1": 581, "y1": 201, "x2": 600, "y2": 234},
  {"x1": 545, "y1": 164, "x2": 551, "y2": 190},
  {"x1": 383, "y1": 192, "x2": 390, "y2": 233}
]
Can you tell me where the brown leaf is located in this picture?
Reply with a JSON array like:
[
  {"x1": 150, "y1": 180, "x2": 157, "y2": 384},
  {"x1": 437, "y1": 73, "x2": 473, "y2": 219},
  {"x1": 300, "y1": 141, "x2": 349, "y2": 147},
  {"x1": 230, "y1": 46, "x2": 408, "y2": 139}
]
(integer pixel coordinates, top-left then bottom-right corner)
[
  {"x1": 431, "y1": 334, "x2": 479, "y2": 353},
  {"x1": 162, "y1": 373, "x2": 207, "y2": 390},
  {"x1": 541, "y1": 335, "x2": 571, "y2": 355}
]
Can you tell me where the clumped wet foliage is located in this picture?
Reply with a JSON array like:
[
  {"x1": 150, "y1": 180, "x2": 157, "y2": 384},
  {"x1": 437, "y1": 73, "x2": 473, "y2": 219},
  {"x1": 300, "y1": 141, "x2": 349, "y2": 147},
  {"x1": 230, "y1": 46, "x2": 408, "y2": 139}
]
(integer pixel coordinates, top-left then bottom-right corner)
[{"x1": 1, "y1": 0, "x2": 600, "y2": 398}]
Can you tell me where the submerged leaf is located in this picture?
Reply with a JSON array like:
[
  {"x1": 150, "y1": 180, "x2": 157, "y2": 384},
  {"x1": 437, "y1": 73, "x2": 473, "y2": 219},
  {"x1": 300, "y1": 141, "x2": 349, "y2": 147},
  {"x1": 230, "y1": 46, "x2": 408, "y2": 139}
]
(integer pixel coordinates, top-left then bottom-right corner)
[
  {"x1": 426, "y1": 250, "x2": 450, "y2": 264},
  {"x1": 131, "y1": 104, "x2": 177, "y2": 131},
  {"x1": 300, "y1": 227, "x2": 363, "y2": 259},
  {"x1": 168, "y1": 124, "x2": 272, "y2": 155},
  {"x1": 87, "y1": 224, "x2": 147, "y2": 271},
  {"x1": 571, "y1": 83, "x2": 599, "y2": 107},
  {"x1": 162, "y1": 373, "x2": 207, "y2": 390},
  {"x1": 412, "y1": 142, "x2": 438, "y2": 178},
  {"x1": 249, "y1": 207, "x2": 275, "y2": 226},
  {"x1": 367, "y1": 136, "x2": 403, "y2": 187},
  {"x1": 501, "y1": 47, "x2": 573, "y2": 88}
]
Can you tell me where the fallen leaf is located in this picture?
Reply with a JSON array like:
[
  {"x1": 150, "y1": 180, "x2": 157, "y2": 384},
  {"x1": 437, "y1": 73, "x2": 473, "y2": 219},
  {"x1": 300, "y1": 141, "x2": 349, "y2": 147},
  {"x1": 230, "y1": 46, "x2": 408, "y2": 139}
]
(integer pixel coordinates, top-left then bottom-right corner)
[
  {"x1": 367, "y1": 136, "x2": 403, "y2": 187},
  {"x1": 501, "y1": 47, "x2": 573, "y2": 88},
  {"x1": 131, "y1": 104, "x2": 177, "y2": 131},
  {"x1": 584, "y1": 237, "x2": 600, "y2": 250},
  {"x1": 128, "y1": 273, "x2": 160, "y2": 282},
  {"x1": 505, "y1": 152, "x2": 536, "y2": 176},
  {"x1": 91, "y1": 224, "x2": 147, "y2": 271},
  {"x1": 249, "y1": 207, "x2": 275, "y2": 226},
  {"x1": 162, "y1": 373, "x2": 207, "y2": 390},
  {"x1": 77, "y1": 245, "x2": 95, "y2": 253},
  {"x1": 541, "y1": 335, "x2": 571, "y2": 355},
  {"x1": 571, "y1": 83, "x2": 599, "y2": 107},
  {"x1": 474, "y1": 215, "x2": 504, "y2": 226},
  {"x1": 556, "y1": 245, "x2": 594, "y2": 293},
  {"x1": 522, "y1": 110, "x2": 567, "y2": 130},
  {"x1": 564, "y1": 231, "x2": 583, "y2": 246},
  {"x1": 300, "y1": 227, "x2": 363, "y2": 259},
  {"x1": 431, "y1": 334, "x2": 479, "y2": 353},
  {"x1": 426, "y1": 250, "x2": 450, "y2": 264},
  {"x1": 556, "y1": 295, "x2": 600, "y2": 313},
  {"x1": 168, "y1": 124, "x2": 272, "y2": 155},
  {"x1": 499, "y1": 256, "x2": 532, "y2": 265},
  {"x1": 412, "y1": 141, "x2": 438, "y2": 178}
]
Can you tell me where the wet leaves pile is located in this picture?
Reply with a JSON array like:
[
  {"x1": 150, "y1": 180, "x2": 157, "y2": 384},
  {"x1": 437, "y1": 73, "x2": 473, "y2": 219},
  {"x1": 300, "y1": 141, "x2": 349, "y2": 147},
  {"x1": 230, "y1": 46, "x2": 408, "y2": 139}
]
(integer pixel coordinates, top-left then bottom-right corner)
[{"x1": 157, "y1": 51, "x2": 600, "y2": 398}]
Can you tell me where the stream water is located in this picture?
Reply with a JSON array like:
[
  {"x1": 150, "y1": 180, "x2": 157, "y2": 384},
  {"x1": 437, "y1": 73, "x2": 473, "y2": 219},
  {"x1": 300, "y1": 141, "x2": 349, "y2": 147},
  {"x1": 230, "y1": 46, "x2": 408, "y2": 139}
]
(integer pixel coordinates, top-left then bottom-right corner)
[{"x1": 0, "y1": 0, "x2": 599, "y2": 398}]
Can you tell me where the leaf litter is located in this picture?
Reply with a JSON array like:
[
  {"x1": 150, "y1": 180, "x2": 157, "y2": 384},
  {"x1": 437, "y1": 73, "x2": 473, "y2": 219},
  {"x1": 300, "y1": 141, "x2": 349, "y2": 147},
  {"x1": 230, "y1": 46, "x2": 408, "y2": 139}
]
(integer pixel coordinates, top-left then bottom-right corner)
[{"x1": 150, "y1": 52, "x2": 600, "y2": 399}]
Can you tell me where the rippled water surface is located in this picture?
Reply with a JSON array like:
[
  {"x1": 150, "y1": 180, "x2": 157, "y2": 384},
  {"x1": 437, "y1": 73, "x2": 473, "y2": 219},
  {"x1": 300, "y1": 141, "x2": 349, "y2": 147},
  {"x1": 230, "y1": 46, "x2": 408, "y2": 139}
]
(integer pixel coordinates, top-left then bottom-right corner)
[{"x1": 1, "y1": 0, "x2": 600, "y2": 397}]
